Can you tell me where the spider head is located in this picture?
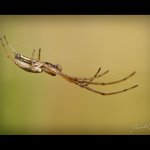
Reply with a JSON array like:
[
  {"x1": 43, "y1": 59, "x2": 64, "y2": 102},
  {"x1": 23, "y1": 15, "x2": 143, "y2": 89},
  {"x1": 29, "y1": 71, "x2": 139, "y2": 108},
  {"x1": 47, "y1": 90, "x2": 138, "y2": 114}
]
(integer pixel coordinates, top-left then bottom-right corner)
[
  {"x1": 54, "y1": 64, "x2": 62, "y2": 72},
  {"x1": 15, "y1": 53, "x2": 21, "y2": 59},
  {"x1": 43, "y1": 62, "x2": 62, "y2": 72}
]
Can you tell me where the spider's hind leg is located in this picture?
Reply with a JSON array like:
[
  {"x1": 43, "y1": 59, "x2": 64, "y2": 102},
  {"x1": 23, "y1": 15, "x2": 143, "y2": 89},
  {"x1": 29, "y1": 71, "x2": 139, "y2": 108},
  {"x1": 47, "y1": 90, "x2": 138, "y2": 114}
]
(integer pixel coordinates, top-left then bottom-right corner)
[
  {"x1": 0, "y1": 37, "x2": 17, "y2": 64},
  {"x1": 3, "y1": 35, "x2": 17, "y2": 54}
]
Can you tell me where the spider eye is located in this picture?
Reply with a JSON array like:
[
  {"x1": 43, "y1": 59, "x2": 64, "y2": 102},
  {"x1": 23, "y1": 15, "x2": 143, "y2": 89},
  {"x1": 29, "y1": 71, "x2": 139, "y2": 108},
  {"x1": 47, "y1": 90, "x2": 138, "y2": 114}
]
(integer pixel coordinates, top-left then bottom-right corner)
[
  {"x1": 15, "y1": 53, "x2": 21, "y2": 58},
  {"x1": 55, "y1": 64, "x2": 62, "y2": 71}
]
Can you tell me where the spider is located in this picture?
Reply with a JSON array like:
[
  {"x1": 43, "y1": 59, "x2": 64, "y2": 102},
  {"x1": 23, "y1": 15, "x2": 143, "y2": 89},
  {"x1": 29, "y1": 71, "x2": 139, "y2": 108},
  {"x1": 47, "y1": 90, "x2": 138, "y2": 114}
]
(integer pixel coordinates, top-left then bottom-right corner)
[{"x1": 0, "y1": 36, "x2": 138, "y2": 95}]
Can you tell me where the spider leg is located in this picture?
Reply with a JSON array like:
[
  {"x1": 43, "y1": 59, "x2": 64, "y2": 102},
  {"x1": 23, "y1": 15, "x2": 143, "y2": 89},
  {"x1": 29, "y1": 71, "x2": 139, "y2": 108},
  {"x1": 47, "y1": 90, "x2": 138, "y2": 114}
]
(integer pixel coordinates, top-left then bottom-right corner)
[
  {"x1": 77, "y1": 67, "x2": 101, "y2": 84},
  {"x1": 0, "y1": 37, "x2": 18, "y2": 64},
  {"x1": 3, "y1": 35, "x2": 17, "y2": 54},
  {"x1": 76, "y1": 68, "x2": 109, "y2": 81},
  {"x1": 93, "y1": 67, "x2": 101, "y2": 77},
  {"x1": 57, "y1": 71, "x2": 77, "y2": 83},
  {"x1": 77, "y1": 68, "x2": 101, "y2": 86},
  {"x1": 57, "y1": 68, "x2": 109, "y2": 85},
  {"x1": 78, "y1": 69, "x2": 110, "y2": 86},
  {"x1": 58, "y1": 71, "x2": 138, "y2": 95},
  {"x1": 31, "y1": 49, "x2": 35, "y2": 66},
  {"x1": 83, "y1": 71, "x2": 136, "y2": 85},
  {"x1": 85, "y1": 67, "x2": 102, "y2": 84},
  {"x1": 38, "y1": 48, "x2": 41, "y2": 61},
  {"x1": 79, "y1": 84, "x2": 138, "y2": 95},
  {"x1": 56, "y1": 67, "x2": 110, "y2": 85}
]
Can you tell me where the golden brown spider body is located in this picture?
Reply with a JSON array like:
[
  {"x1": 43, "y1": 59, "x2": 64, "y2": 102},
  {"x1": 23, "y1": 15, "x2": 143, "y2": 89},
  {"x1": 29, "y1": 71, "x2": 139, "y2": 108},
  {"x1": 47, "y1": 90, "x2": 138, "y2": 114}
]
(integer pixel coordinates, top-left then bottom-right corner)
[{"x1": 0, "y1": 36, "x2": 138, "y2": 96}]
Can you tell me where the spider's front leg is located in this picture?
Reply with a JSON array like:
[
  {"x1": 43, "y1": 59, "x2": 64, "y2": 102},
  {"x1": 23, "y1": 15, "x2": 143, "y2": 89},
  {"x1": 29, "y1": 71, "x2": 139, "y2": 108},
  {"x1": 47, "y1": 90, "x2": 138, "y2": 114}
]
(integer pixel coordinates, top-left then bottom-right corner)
[
  {"x1": 81, "y1": 71, "x2": 137, "y2": 86},
  {"x1": 77, "y1": 68, "x2": 109, "y2": 86},
  {"x1": 76, "y1": 81, "x2": 138, "y2": 95}
]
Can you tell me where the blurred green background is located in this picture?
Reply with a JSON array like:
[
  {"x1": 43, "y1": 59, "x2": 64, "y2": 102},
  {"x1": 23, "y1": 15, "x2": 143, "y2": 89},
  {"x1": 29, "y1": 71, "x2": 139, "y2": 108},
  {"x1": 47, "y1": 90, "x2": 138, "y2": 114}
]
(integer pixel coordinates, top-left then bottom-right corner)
[{"x1": 0, "y1": 15, "x2": 149, "y2": 134}]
